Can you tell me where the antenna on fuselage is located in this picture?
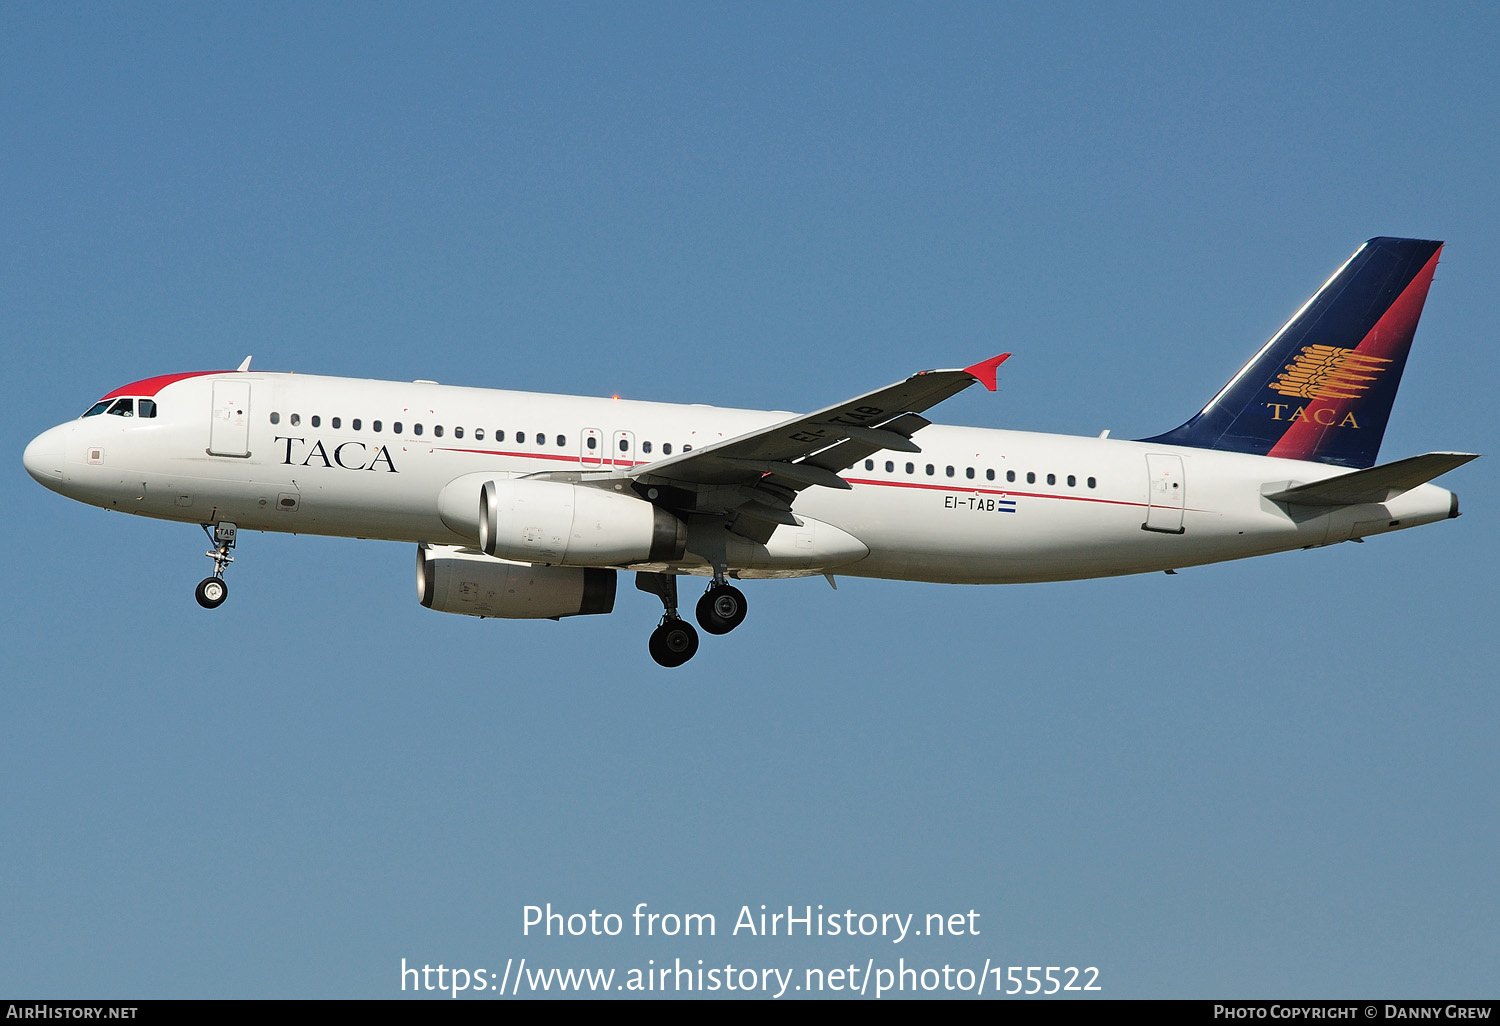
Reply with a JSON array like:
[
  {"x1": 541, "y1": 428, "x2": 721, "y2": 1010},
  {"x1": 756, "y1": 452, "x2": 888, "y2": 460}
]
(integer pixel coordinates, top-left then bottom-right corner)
[{"x1": 237, "y1": 356, "x2": 252, "y2": 372}]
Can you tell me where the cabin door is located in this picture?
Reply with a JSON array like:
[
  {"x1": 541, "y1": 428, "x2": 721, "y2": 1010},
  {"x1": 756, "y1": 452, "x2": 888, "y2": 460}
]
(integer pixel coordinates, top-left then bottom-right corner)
[
  {"x1": 1143, "y1": 453, "x2": 1185, "y2": 533},
  {"x1": 208, "y1": 380, "x2": 253, "y2": 458}
]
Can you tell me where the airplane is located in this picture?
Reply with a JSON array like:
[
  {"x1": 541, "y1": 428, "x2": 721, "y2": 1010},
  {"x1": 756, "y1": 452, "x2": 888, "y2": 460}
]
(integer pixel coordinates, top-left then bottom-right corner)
[{"x1": 23, "y1": 237, "x2": 1477, "y2": 666}]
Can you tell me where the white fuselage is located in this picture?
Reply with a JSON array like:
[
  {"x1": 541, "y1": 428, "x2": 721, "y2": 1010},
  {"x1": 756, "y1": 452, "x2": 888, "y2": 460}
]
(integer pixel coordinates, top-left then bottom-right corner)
[{"x1": 23, "y1": 370, "x2": 1460, "y2": 584}]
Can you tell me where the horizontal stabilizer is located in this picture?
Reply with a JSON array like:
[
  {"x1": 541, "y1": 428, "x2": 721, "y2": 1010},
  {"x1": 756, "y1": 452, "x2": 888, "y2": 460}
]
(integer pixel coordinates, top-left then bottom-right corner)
[{"x1": 1264, "y1": 452, "x2": 1479, "y2": 506}]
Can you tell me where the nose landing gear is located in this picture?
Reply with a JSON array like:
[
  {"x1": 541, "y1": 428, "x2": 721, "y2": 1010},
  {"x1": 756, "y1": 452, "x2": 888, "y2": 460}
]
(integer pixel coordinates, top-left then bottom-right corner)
[{"x1": 196, "y1": 522, "x2": 237, "y2": 609}]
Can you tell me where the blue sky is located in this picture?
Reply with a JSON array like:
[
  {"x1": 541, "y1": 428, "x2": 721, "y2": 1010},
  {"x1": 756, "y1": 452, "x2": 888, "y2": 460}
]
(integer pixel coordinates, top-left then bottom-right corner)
[{"x1": 4, "y1": 2, "x2": 1496, "y2": 999}]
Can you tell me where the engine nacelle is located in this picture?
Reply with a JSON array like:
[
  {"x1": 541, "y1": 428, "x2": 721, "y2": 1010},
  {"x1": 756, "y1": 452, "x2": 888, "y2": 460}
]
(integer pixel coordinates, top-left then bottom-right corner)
[
  {"x1": 416, "y1": 543, "x2": 616, "y2": 619},
  {"x1": 477, "y1": 479, "x2": 686, "y2": 566}
]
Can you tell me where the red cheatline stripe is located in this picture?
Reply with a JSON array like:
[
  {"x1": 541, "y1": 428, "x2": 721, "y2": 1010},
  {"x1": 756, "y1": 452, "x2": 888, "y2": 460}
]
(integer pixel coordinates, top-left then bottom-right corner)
[
  {"x1": 1267, "y1": 246, "x2": 1441, "y2": 461},
  {"x1": 846, "y1": 476, "x2": 1151, "y2": 509},
  {"x1": 436, "y1": 447, "x2": 641, "y2": 467}
]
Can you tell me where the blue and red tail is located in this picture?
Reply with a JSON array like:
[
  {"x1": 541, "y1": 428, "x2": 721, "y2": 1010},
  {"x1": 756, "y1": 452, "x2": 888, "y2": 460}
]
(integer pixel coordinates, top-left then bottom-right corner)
[{"x1": 1140, "y1": 237, "x2": 1443, "y2": 469}]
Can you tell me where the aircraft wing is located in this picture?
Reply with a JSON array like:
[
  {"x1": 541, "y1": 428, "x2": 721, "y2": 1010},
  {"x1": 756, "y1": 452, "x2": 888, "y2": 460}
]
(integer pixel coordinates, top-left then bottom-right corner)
[{"x1": 622, "y1": 354, "x2": 1009, "y2": 540}]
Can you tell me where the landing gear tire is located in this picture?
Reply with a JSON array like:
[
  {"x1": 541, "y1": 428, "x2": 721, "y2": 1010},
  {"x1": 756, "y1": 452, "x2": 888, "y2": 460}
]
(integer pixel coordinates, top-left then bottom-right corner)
[
  {"x1": 696, "y1": 584, "x2": 747, "y2": 635},
  {"x1": 649, "y1": 618, "x2": 700, "y2": 667},
  {"x1": 195, "y1": 577, "x2": 228, "y2": 609}
]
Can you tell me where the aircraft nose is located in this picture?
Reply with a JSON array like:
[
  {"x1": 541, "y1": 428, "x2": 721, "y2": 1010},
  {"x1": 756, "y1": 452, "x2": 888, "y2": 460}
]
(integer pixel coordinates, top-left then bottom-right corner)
[{"x1": 23, "y1": 424, "x2": 67, "y2": 491}]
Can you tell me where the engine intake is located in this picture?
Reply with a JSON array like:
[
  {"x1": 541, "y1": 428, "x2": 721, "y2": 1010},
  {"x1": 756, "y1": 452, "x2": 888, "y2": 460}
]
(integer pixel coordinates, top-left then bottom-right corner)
[{"x1": 416, "y1": 543, "x2": 616, "y2": 619}]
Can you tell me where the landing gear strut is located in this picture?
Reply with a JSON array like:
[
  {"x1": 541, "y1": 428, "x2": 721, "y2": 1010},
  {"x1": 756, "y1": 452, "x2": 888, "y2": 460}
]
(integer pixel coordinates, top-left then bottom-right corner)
[
  {"x1": 196, "y1": 522, "x2": 237, "y2": 609},
  {"x1": 636, "y1": 572, "x2": 699, "y2": 668}
]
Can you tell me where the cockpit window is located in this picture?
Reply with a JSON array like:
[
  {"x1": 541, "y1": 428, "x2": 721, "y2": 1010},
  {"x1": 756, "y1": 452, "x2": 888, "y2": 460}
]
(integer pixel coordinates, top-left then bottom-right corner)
[{"x1": 83, "y1": 396, "x2": 158, "y2": 419}]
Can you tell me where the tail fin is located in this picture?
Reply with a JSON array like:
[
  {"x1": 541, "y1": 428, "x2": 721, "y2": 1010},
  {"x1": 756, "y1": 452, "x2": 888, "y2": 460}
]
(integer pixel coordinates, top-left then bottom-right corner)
[{"x1": 1140, "y1": 237, "x2": 1443, "y2": 468}]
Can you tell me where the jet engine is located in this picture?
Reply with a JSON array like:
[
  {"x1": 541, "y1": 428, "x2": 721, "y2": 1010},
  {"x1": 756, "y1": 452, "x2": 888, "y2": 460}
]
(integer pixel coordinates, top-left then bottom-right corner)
[
  {"x1": 416, "y1": 543, "x2": 616, "y2": 619},
  {"x1": 463, "y1": 478, "x2": 685, "y2": 566}
]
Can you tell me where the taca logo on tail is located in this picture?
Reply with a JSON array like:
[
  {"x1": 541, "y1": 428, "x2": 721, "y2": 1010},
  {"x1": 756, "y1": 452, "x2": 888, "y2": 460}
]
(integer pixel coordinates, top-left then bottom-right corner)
[{"x1": 1141, "y1": 237, "x2": 1442, "y2": 468}]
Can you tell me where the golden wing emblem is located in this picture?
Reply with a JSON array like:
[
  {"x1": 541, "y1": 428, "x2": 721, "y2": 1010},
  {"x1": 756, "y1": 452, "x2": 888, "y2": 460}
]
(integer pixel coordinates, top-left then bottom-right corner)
[{"x1": 1270, "y1": 345, "x2": 1392, "y2": 400}]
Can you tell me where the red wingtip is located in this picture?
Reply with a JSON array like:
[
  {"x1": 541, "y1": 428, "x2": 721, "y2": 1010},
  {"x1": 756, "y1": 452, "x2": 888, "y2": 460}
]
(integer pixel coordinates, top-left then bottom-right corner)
[{"x1": 963, "y1": 353, "x2": 1011, "y2": 392}]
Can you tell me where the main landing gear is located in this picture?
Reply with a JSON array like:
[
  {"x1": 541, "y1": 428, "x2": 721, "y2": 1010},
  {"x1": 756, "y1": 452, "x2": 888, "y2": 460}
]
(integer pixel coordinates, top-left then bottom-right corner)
[
  {"x1": 649, "y1": 617, "x2": 699, "y2": 668},
  {"x1": 196, "y1": 522, "x2": 237, "y2": 609},
  {"x1": 636, "y1": 570, "x2": 749, "y2": 667},
  {"x1": 696, "y1": 581, "x2": 747, "y2": 635},
  {"x1": 637, "y1": 572, "x2": 698, "y2": 668}
]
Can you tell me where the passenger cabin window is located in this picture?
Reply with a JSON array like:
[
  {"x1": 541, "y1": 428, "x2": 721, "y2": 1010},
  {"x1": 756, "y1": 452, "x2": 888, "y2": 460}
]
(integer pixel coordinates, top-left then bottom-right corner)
[
  {"x1": 556, "y1": 434, "x2": 566, "y2": 447},
  {"x1": 290, "y1": 414, "x2": 300, "y2": 426},
  {"x1": 352, "y1": 419, "x2": 362, "y2": 430},
  {"x1": 662, "y1": 443, "x2": 672, "y2": 455},
  {"x1": 332, "y1": 417, "x2": 341, "y2": 429},
  {"x1": 413, "y1": 424, "x2": 423, "y2": 436},
  {"x1": 311, "y1": 415, "x2": 321, "y2": 427},
  {"x1": 393, "y1": 422, "x2": 403, "y2": 434}
]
